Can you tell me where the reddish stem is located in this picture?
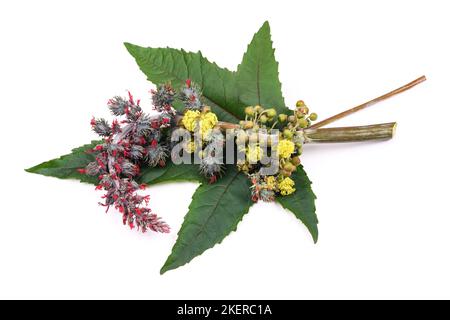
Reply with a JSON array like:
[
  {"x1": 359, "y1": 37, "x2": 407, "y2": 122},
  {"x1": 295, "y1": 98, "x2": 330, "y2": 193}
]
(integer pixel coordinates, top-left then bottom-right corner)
[{"x1": 309, "y1": 76, "x2": 426, "y2": 129}]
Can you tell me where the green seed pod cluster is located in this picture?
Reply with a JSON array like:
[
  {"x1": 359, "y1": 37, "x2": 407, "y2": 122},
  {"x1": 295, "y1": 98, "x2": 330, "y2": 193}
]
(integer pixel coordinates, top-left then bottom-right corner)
[
  {"x1": 243, "y1": 105, "x2": 279, "y2": 125},
  {"x1": 273, "y1": 99, "x2": 318, "y2": 177},
  {"x1": 278, "y1": 100, "x2": 318, "y2": 133},
  {"x1": 238, "y1": 105, "x2": 279, "y2": 176}
]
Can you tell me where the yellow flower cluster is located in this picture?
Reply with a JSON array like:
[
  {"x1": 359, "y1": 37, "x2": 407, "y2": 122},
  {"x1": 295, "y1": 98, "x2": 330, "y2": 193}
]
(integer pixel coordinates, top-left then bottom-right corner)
[
  {"x1": 185, "y1": 141, "x2": 196, "y2": 153},
  {"x1": 265, "y1": 176, "x2": 276, "y2": 190},
  {"x1": 246, "y1": 144, "x2": 262, "y2": 163},
  {"x1": 201, "y1": 112, "x2": 218, "y2": 131},
  {"x1": 277, "y1": 139, "x2": 295, "y2": 158},
  {"x1": 182, "y1": 110, "x2": 201, "y2": 132},
  {"x1": 200, "y1": 112, "x2": 218, "y2": 139},
  {"x1": 278, "y1": 177, "x2": 296, "y2": 196},
  {"x1": 182, "y1": 109, "x2": 218, "y2": 140}
]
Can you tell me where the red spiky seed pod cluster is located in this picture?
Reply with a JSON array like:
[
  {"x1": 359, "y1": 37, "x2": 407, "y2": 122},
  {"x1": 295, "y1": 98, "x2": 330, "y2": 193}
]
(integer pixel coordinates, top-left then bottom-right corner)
[
  {"x1": 79, "y1": 89, "x2": 175, "y2": 233},
  {"x1": 179, "y1": 79, "x2": 203, "y2": 110}
]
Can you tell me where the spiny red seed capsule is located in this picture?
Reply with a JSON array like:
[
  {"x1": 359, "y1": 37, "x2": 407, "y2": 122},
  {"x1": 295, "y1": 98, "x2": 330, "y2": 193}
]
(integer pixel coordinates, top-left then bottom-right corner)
[
  {"x1": 128, "y1": 91, "x2": 134, "y2": 104},
  {"x1": 79, "y1": 86, "x2": 179, "y2": 233}
]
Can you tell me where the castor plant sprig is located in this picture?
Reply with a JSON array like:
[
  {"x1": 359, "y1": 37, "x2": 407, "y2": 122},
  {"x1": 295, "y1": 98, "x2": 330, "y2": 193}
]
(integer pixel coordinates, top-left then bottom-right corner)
[{"x1": 26, "y1": 21, "x2": 425, "y2": 274}]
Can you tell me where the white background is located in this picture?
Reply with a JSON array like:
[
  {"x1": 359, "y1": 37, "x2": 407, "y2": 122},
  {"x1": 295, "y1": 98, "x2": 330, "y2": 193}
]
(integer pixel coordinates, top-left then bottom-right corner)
[{"x1": 1, "y1": 0, "x2": 449, "y2": 299}]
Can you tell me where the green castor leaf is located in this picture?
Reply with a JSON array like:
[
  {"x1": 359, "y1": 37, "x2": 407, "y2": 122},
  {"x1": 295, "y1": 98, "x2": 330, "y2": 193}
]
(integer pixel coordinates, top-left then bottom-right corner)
[
  {"x1": 160, "y1": 166, "x2": 252, "y2": 274},
  {"x1": 124, "y1": 44, "x2": 245, "y2": 123},
  {"x1": 25, "y1": 141, "x2": 101, "y2": 185},
  {"x1": 236, "y1": 21, "x2": 291, "y2": 115},
  {"x1": 26, "y1": 141, "x2": 202, "y2": 186},
  {"x1": 139, "y1": 161, "x2": 202, "y2": 185}
]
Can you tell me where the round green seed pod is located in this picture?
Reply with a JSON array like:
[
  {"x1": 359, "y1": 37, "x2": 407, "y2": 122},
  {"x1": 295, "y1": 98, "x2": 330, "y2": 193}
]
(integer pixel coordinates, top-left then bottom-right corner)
[
  {"x1": 309, "y1": 112, "x2": 318, "y2": 121},
  {"x1": 296, "y1": 100, "x2": 305, "y2": 108},
  {"x1": 283, "y1": 129, "x2": 293, "y2": 139},
  {"x1": 280, "y1": 169, "x2": 292, "y2": 177},
  {"x1": 283, "y1": 162, "x2": 296, "y2": 172},
  {"x1": 298, "y1": 118, "x2": 309, "y2": 128},
  {"x1": 244, "y1": 121, "x2": 254, "y2": 129},
  {"x1": 260, "y1": 115, "x2": 268, "y2": 124},
  {"x1": 245, "y1": 106, "x2": 255, "y2": 116},
  {"x1": 254, "y1": 105, "x2": 263, "y2": 113},
  {"x1": 298, "y1": 106, "x2": 309, "y2": 115},
  {"x1": 291, "y1": 156, "x2": 301, "y2": 166},
  {"x1": 278, "y1": 114, "x2": 287, "y2": 122},
  {"x1": 266, "y1": 108, "x2": 277, "y2": 118}
]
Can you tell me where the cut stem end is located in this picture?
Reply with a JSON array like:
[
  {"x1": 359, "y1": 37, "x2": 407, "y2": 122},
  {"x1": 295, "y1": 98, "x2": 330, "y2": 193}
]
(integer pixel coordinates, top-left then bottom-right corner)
[{"x1": 303, "y1": 122, "x2": 397, "y2": 143}]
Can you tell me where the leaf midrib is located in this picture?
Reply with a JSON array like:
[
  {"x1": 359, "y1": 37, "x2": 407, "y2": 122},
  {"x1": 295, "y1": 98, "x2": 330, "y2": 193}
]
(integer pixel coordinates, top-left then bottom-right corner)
[
  {"x1": 183, "y1": 171, "x2": 241, "y2": 249},
  {"x1": 256, "y1": 62, "x2": 261, "y2": 105}
]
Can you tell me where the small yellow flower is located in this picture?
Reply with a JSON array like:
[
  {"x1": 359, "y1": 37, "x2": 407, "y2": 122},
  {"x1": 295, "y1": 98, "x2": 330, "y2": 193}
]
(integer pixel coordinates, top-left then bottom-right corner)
[
  {"x1": 246, "y1": 144, "x2": 262, "y2": 163},
  {"x1": 182, "y1": 110, "x2": 201, "y2": 132},
  {"x1": 182, "y1": 110, "x2": 218, "y2": 140},
  {"x1": 199, "y1": 111, "x2": 218, "y2": 140},
  {"x1": 277, "y1": 139, "x2": 295, "y2": 158},
  {"x1": 279, "y1": 177, "x2": 296, "y2": 196},
  {"x1": 200, "y1": 111, "x2": 218, "y2": 129},
  {"x1": 265, "y1": 176, "x2": 277, "y2": 190},
  {"x1": 185, "y1": 141, "x2": 196, "y2": 153}
]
